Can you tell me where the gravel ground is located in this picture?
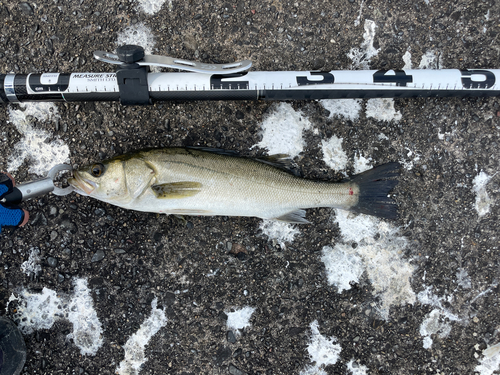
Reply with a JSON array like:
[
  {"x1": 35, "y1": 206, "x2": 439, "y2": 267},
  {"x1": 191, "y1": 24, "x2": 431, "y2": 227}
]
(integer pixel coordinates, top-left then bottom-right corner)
[{"x1": 1, "y1": 0, "x2": 500, "y2": 374}]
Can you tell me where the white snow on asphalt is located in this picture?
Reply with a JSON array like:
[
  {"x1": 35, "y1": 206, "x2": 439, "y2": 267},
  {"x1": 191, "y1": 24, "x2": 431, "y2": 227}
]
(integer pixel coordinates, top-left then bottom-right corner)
[
  {"x1": 456, "y1": 268, "x2": 472, "y2": 289},
  {"x1": 66, "y1": 279, "x2": 105, "y2": 356},
  {"x1": 11, "y1": 278, "x2": 103, "y2": 355},
  {"x1": 7, "y1": 102, "x2": 70, "y2": 176},
  {"x1": 329, "y1": 210, "x2": 415, "y2": 319},
  {"x1": 402, "y1": 50, "x2": 412, "y2": 69},
  {"x1": 319, "y1": 99, "x2": 362, "y2": 121},
  {"x1": 259, "y1": 220, "x2": 300, "y2": 249},
  {"x1": 117, "y1": 298, "x2": 167, "y2": 375},
  {"x1": 300, "y1": 320, "x2": 342, "y2": 375},
  {"x1": 476, "y1": 342, "x2": 500, "y2": 375},
  {"x1": 12, "y1": 287, "x2": 61, "y2": 334},
  {"x1": 365, "y1": 98, "x2": 402, "y2": 122},
  {"x1": 418, "y1": 50, "x2": 443, "y2": 69},
  {"x1": 473, "y1": 171, "x2": 493, "y2": 217},
  {"x1": 226, "y1": 306, "x2": 255, "y2": 332},
  {"x1": 322, "y1": 244, "x2": 364, "y2": 293},
  {"x1": 254, "y1": 103, "x2": 312, "y2": 158},
  {"x1": 20, "y1": 247, "x2": 42, "y2": 277},
  {"x1": 321, "y1": 135, "x2": 349, "y2": 174},
  {"x1": 347, "y1": 20, "x2": 380, "y2": 69},
  {"x1": 116, "y1": 23, "x2": 156, "y2": 54},
  {"x1": 419, "y1": 309, "x2": 455, "y2": 349},
  {"x1": 353, "y1": 153, "x2": 372, "y2": 174},
  {"x1": 417, "y1": 286, "x2": 462, "y2": 349},
  {"x1": 136, "y1": 0, "x2": 169, "y2": 14},
  {"x1": 347, "y1": 359, "x2": 369, "y2": 375}
]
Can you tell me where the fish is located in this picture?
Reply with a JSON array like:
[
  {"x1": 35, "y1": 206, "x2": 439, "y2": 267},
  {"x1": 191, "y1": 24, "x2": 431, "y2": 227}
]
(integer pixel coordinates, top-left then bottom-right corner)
[{"x1": 68, "y1": 148, "x2": 400, "y2": 223}]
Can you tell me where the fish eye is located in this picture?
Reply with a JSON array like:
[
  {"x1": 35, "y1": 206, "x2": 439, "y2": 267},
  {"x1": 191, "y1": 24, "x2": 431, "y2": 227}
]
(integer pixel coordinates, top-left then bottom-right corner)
[{"x1": 91, "y1": 163, "x2": 105, "y2": 177}]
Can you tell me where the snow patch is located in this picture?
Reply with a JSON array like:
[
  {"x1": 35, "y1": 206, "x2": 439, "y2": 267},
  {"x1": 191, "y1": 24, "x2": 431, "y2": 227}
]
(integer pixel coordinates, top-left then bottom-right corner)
[
  {"x1": 456, "y1": 268, "x2": 472, "y2": 289},
  {"x1": 226, "y1": 306, "x2": 255, "y2": 332},
  {"x1": 117, "y1": 24, "x2": 156, "y2": 55},
  {"x1": 353, "y1": 0, "x2": 365, "y2": 27},
  {"x1": 402, "y1": 50, "x2": 412, "y2": 69},
  {"x1": 321, "y1": 136, "x2": 348, "y2": 174},
  {"x1": 7, "y1": 103, "x2": 70, "y2": 176},
  {"x1": 259, "y1": 220, "x2": 300, "y2": 249},
  {"x1": 300, "y1": 320, "x2": 342, "y2": 375},
  {"x1": 476, "y1": 342, "x2": 500, "y2": 375},
  {"x1": 378, "y1": 133, "x2": 389, "y2": 141},
  {"x1": 347, "y1": 20, "x2": 380, "y2": 69},
  {"x1": 14, "y1": 287, "x2": 61, "y2": 333},
  {"x1": 20, "y1": 247, "x2": 42, "y2": 277},
  {"x1": 347, "y1": 359, "x2": 369, "y2": 375},
  {"x1": 365, "y1": 98, "x2": 402, "y2": 122},
  {"x1": 400, "y1": 147, "x2": 421, "y2": 171},
  {"x1": 11, "y1": 278, "x2": 103, "y2": 355},
  {"x1": 254, "y1": 103, "x2": 312, "y2": 158},
  {"x1": 418, "y1": 50, "x2": 443, "y2": 69},
  {"x1": 319, "y1": 99, "x2": 362, "y2": 121},
  {"x1": 417, "y1": 286, "x2": 462, "y2": 349},
  {"x1": 353, "y1": 153, "x2": 372, "y2": 174},
  {"x1": 473, "y1": 171, "x2": 493, "y2": 217},
  {"x1": 135, "y1": 0, "x2": 169, "y2": 15},
  {"x1": 324, "y1": 210, "x2": 415, "y2": 320},
  {"x1": 116, "y1": 298, "x2": 167, "y2": 375},
  {"x1": 66, "y1": 279, "x2": 104, "y2": 356},
  {"x1": 419, "y1": 309, "x2": 454, "y2": 349},
  {"x1": 321, "y1": 244, "x2": 364, "y2": 293}
]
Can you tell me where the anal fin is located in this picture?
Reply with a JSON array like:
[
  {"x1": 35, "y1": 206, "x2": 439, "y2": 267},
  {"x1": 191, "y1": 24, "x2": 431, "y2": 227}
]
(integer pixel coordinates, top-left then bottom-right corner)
[{"x1": 274, "y1": 209, "x2": 310, "y2": 224}]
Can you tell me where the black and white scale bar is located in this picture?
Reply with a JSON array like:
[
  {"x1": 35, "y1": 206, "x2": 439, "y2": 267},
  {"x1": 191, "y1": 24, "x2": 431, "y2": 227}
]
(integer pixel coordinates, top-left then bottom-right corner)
[{"x1": 1, "y1": 68, "x2": 499, "y2": 104}]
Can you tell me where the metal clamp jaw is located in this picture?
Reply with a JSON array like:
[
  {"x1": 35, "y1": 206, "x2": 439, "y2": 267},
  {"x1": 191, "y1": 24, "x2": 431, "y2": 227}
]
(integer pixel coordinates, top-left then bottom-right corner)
[{"x1": 94, "y1": 45, "x2": 252, "y2": 75}]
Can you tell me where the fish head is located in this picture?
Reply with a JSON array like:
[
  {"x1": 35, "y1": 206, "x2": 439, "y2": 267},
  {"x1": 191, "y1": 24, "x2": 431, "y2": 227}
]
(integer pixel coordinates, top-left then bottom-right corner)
[{"x1": 69, "y1": 155, "x2": 156, "y2": 204}]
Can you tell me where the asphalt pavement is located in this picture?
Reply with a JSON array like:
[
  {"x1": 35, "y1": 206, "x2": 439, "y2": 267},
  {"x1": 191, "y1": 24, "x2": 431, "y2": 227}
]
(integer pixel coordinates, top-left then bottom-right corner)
[{"x1": 0, "y1": 0, "x2": 499, "y2": 374}]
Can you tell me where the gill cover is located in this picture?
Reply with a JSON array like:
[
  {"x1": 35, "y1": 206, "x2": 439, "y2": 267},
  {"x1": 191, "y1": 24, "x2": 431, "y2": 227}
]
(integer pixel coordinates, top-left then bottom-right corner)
[{"x1": 71, "y1": 157, "x2": 155, "y2": 204}]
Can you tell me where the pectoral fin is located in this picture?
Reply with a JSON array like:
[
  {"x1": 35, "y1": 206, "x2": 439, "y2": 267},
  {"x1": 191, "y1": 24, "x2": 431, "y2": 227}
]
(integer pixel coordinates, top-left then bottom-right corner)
[{"x1": 151, "y1": 181, "x2": 202, "y2": 199}]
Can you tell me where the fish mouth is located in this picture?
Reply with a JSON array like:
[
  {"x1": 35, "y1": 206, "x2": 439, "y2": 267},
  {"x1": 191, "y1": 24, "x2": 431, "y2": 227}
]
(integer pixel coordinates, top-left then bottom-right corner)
[{"x1": 68, "y1": 172, "x2": 96, "y2": 195}]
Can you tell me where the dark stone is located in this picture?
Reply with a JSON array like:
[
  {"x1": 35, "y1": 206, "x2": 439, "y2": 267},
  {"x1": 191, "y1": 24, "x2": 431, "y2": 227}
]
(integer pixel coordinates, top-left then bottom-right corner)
[
  {"x1": 31, "y1": 212, "x2": 47, "y2": 227},
  {"x1": 312, "y1": 57, "x2": 325, "y2": 70},
  {"x1": 215, "y1": 345, "x2": 231, "y2": 365},
  {"x1": 95, "y1": 208, "x2": 106, "y2": 217},
  {"x1": 18, "y1": 2, "x2": 33, "y2": 15},
  {"x1": 0, "y1": 317, "x2": 26, "y2": 375},
  {"x1": 227, "y1": 330, "x2": 236, "y2": 343},
  {"x1": 288, "y1": 327, "x2": 305, "y2": 336},
  {"x1": 91, "y1": 250, "x2": 105, "y2": 262},
  {"x1": 229, "y1": 364, "x2": 247, "y2": 375},
  {"x1": 47, "y1": 257, "x2": 58, "y2": 268},
  {"x1": 60, "y1": 219, "x2": 77, "y2": 234}
]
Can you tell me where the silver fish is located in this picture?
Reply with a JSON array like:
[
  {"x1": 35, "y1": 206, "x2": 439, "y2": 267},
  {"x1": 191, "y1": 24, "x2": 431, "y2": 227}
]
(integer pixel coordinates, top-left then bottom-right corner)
[{"x1": 69, "y1": 148, "x2": 400, "y2": 223}]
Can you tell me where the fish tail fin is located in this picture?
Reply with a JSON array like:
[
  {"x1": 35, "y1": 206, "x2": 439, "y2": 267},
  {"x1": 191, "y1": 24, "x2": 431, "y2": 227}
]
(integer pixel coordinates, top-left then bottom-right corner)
[{"x1": 348, "y1": 162, "x2": 401, "y2": 219}]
